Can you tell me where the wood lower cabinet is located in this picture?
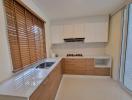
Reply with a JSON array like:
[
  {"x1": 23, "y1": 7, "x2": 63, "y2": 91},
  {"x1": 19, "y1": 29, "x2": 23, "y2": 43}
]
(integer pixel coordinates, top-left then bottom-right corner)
[
  {"x1": 94, "y1": 68, "x2": 110, "y2": 76},
  {"x1": 30, "y1": 62, "x2": 62, "y2": 100},
  {"x1": 63, "y1": 58, "x2": 110, "y2": 76},
  {"x1": 63, "y1": 58, "x2": 91, "y2": 75},
  {"x1": 48, "y1": 62, "x2": 62, "y2": 100},
  {"x1": 30, "y1": 58, "x2": 110, "y2": 100}
]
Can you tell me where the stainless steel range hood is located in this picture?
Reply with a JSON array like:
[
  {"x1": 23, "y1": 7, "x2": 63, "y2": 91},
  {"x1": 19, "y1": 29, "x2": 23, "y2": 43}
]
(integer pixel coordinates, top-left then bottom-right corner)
[{"x1": 64, "y1": 38, "x2": 85, "y2": 42}]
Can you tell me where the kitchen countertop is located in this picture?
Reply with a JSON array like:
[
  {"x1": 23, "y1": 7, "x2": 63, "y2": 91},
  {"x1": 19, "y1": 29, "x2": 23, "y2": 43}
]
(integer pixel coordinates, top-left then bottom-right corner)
[
  {"x1": 0, "y1": 55, "x2": 111, "y2": 99},
  {"x1": 0, "y1": 58, "x2": 62, "y2": 98}
]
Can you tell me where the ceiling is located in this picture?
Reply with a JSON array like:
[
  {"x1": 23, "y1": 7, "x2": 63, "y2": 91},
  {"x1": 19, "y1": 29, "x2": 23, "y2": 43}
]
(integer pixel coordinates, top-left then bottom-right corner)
[{"x1": 33, "y1": 0, "x2": 126, "y2": 21}]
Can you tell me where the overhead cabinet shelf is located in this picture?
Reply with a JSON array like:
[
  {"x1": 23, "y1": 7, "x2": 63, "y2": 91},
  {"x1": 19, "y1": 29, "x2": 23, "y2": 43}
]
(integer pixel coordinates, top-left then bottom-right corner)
[{"x1": 51, "y1": 16, "x2": 109, "y2": 44}]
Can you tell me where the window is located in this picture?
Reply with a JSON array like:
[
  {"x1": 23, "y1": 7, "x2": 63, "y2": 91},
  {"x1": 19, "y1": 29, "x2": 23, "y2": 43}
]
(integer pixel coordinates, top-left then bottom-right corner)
[
  {"x1": 4, "y1": 0, "x2": 46, "y2": 72},
  {"x1": 120, "y1": 4, "x2": 132, "y2": 92}
]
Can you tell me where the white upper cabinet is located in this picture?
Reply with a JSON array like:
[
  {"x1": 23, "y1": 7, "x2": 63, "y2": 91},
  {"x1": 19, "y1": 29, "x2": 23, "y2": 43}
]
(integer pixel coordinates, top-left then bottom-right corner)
[
  {"x1": 51, "y1": 16, "x2": 109, "y2": 44},
  {"x1": 51, "y1": 25, "x2": 64, "y2": 44},
  {"x1": 63, "y1": 24, "x2": 84, "y2": 38},
  {"x1": 63, "y1": 24, "x2": 74, "y2": 38},
  {"x1": 73, "y1": 24, "x2": 84, "y2": 38},
  {"x1": 84, "y1": 21, "x2": 108, "y2": 42}
]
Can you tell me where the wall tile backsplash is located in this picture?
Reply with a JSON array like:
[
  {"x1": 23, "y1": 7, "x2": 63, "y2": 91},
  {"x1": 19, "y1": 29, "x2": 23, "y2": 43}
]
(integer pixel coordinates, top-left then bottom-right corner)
[{"x1": 51, "y1": 42, "x2": 107, "y2": 57}]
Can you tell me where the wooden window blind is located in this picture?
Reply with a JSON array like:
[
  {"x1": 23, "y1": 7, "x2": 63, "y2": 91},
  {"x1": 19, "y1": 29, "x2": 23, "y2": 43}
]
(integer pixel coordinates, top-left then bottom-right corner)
[
  {"x1": 33, "y1": 16, "x2": 41, "y2": 61},
  {"x1": 4, "y1": 0, "x2": 46, "y2": 72},
  {"x1": 4, "y1": 0, "x2": 22, "y2": 71},
  {"x1": 14, "y1": 2, "x2": 31, "y2": 67},
  {"x1": 39, "y1": 21, "x2": 47, "y2": 59},
  {"x1": 25, "y1": 10, "x2": 36, "y2": 63}
]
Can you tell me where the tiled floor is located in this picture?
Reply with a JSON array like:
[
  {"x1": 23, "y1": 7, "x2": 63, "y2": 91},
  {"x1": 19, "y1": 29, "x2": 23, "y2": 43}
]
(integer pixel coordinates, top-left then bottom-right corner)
[{"x1": 55, "y1": 75, "x2": 132, "y2": 100}]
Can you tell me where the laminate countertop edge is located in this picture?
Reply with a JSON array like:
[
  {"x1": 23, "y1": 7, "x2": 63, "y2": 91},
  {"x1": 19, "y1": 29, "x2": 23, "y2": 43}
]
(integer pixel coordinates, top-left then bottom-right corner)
[{"x1": 61, "y1": 55, "x2": 111, "y2": 59}]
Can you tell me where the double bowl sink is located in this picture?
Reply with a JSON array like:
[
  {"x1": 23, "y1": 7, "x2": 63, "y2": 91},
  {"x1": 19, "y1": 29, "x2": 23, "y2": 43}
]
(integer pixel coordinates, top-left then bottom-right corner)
[{"x1": 36, "y1": 61, "x2": 55, "y2": 69}]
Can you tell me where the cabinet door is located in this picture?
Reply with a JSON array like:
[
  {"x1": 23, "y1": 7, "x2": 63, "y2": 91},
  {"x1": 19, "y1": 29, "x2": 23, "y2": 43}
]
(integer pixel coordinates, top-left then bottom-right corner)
[
  {"x1": 49, "y1": 63, "x2": 62, "y2": 100},
  {"x1": 85, "y1": 59, "x2": 95, "y2": 75},
  {"x1": 40, "y1": 80, "x2": 53, "y2": 100},
  {"x1": 63, "y1": 24, "x2": 74, "y2": 38},
  {"x1": 84, "y1": 22, "x2": 108, "y2": 42},
  {"x1": 73, "y1": 24, "x2": 84, "y2": 38},
  {"x1": 51, "y1": 25, "x2": 64, "y2": 44},
  {"x1": 63, "y1": 24, "x2": 84, "y2": 38},
  {"x1": 63, "y1": 59, "x2": 87, "y2": 74},
  {"x1": 30, "y1": 78, "x2": 49, "y2": 100}
]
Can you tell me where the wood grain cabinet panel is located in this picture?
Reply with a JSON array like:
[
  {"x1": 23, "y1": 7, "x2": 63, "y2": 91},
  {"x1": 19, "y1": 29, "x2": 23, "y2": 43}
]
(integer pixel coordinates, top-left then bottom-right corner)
[
  {"x1": 47, "y1": 63, "x2": 62, "y2": 100},
  {"x1": 29, "y1": 78, "x2": 49, "y2": 100},
  {"x1": 30, "y1": 62, "x2": 62, "y2": 100},
  {"x1": 94, "y1": 68, "x2": 110, "y2": 76},
  {"x1": 63, "y1": 58, "x2": 110, "y2": 76},
  {"x1": 63, "y1": 58, "x2": 92, "y2": 75}
]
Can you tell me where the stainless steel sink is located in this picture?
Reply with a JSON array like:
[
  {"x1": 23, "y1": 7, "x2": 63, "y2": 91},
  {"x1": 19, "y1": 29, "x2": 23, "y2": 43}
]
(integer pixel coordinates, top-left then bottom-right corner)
[{"x1": 36, "y1": 62, "x2": 55, "y2": 69}]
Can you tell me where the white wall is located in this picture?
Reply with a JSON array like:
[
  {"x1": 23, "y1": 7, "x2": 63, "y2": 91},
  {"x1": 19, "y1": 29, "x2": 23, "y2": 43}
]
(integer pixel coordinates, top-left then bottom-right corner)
[
  {"x1": 0, "y1": 0, "x2": 13, "y2": 82},
  {"x1": 45, "y1": 22, "x2": 52, "y2": 57},
  {"x1": 105, "y1": 10, "x2": 123, "y2": 80},
  {"x1": 0, "y1": 0, "x2": 51, "y2": 82}
]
